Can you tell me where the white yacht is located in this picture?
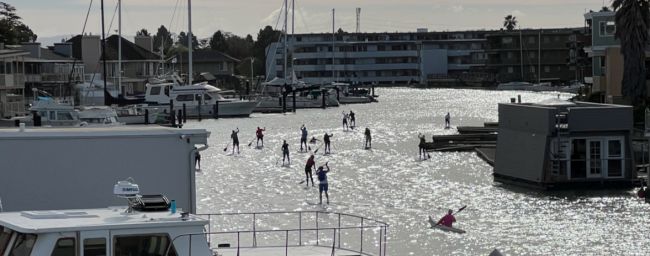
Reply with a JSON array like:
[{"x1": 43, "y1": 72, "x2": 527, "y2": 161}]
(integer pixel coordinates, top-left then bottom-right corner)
[
  {"x1": 144, "y1": 79, "x2": 259, "y2": 118},
  {"x1": 327, "y1": 82, "x2": 376, "y2": 104},
  {"x1": 0, "y1": 179, "x2": 389, "y2": 256},
  {"x1": 77, "y1": 106, "x2": 122, "y2": 126}
]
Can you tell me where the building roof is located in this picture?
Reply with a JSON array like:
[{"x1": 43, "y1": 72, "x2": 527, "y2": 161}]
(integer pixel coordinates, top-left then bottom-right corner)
[
  {"x1": 67, "y1": 35, "x2": 159, "y2": 61},
  {"x1": 177, "y1": 49, "x2": 240, "y2": 63},
  {"x1": 0, "y1": 49, "x2": 29, "y2": 58},
  {"x1": 486, "y1": 27, "x2": 583, "y2": 37},
  {"x1": 0, "y1": 207, "x2": 208, "y2": 234},
  {"x1": 18, "y1": 46, "x2": 77, "y2": 63}
]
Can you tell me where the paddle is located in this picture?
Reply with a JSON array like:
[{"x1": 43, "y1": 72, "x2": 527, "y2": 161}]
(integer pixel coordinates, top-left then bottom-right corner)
[
  {"x1": 247, "y1": 137, "x2": 257, "y2": 147},
  {"x1": 313, "y1": 142, "x2": 324, "y2": 154}
]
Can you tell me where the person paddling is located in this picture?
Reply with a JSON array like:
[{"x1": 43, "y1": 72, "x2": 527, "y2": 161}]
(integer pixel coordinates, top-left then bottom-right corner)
[
  {"x1": 323, "y1": 133, "x2": 333, "y2": 154},
  {"x1": 445, "y1": 112, "x2": 451, "y2": 129},
  {"x1": 300, "y1": 125, "x2": 308, "y2": 152},
  {"x1": 256, "y1": 127, "x2": 266, "y2": 147},
  {"x1": 304, "y1": 154, "x2": 316, "y2": 186},
  {"x1": 436, "y1": 209, "x2": 457, "y2": 228},
  {"x1": 281, "y1": 140, "x2": 290, "y2": 165},
  {"x1": 349, "y1": 110, "x2": 356, "y2": 127},
  {"x1": 342, "y1": 112, "x2": 349, "y2": 131},
  {"x1": 309, "y1": 136, "x2": 319, "y2": 144},
  {"x1": 231, "y1": 128, "x2": 240, "y2": 154},
  {"x1": 364, "y1": 127, "x2": 372, "y2": 149},
  {"x1": 418, "y1": 133, "x2": 427, "y2": 159},
  {"x1": 316, "y1": 162, "x2": 331, "y2": 205}
]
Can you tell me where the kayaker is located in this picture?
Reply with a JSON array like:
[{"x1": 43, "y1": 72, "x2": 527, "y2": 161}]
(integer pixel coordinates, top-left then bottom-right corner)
[
  {"x1": 364, "y1": 127, "x2": 372, "y2": 149},
  {"x1": 304, "y1": 154, "x2": 316, "y2": 186},
  {"x1": 342, "y1": 112, "x2": 349, "y2": 131},
  {"x1": 281, "y1": 140, "x2": 290, "y2": 165},
  {"x1": 256, "y1": 127, "x2": 266, "y2": 147},
  {"x1": 231, "y1": 128, "x2": 240, "y2": 154},
  {"x1": 323, "y1": 133, "x2": 333, "y2": 154},
  {"x1": 418, "y1": 133, "x2": 427, "y2": 159},
  {"x1": 309, "y1": 136, "x2": 319, "y2": 144},
  {"x1": 436, "y1": 209, "x2": 456, "y2": 228},
  {"x1": 300, "y1": 125, "x2": 308, "y2": 152},
  {"x1": 316, "y1": 162, "x2": 331, "y2": 204}
]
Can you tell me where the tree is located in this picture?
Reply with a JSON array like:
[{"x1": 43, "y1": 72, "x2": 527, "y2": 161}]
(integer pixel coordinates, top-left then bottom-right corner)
[
  {"x1": 613, "y1": 0, "x2": 650, "y2": 104},
  {"x1": 503, "y1": 15, "x2": 518, "y2": 31},
  {"x1": 0, "y1": 2, "x2": 36, "y2": 44},
  {"x1": 177, "y1": 31, "x2": 198, "y2": 49},
  {"x1": 209, "y1": 30, "x2": 228, "y2": 52},
  {"x1": 153, "y1": 25, "x2": 173, "y2": 54},
  {"x1": 136, "y1": 28, "x2": 150, "y2": 36},
  {"x1": 253, "y1": 26, "x2": 282, "y2": 75}
]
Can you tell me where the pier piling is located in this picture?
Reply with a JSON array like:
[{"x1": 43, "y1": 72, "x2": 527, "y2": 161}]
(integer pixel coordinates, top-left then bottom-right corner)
[{"x1": 292, "y1": 90, "x2": 296, "y2": 113}]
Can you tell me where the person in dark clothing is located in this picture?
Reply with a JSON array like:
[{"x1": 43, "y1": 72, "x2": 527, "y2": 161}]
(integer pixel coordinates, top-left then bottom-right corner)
[
  {"x1": 342, "y1": 112, "x2": 349, "y2": 131},
  {"x1": 349, "y1": 111, "x2": 356, "y2": 127},
  {"x1": 194, "y1": 150, "x2": 201, "y2": 169},
  {"x1": 364, "y1": 128, "x2": 372, "y2": 149},
  {"x1": 316, "y1": 162, "x2": 331, "y2": 204},
  {"x1": 282, "y1": 140, "x2": 290, "y2": 165},
  {"x1": 323, "y1": 133, "x2": 333, "y2": 154},
  {"x1": 231, "y1": 128, "x2": 240, "y2": 154},
  {"x1": 300, "y1": 125, "x2": 308, "y2": 151},
  {"x1": 304, "y1": 154, "x2": 316, "y2": 186},
  {"x1": 310, "y1": 136, "x2": 319, "y2": 144},
  {"x1": 418, "y1": 133, "x2": 427, "y2": 159},
  {"x1": 445, "y1": 112, "x2": 451, "y2": 128},
  {"x1": 256, "y1": 127, "x2": 266, "y2": 147}
]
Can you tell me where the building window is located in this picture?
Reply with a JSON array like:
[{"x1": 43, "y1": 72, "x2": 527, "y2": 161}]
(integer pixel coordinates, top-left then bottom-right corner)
[
  {"x1": 528, "y1": 37, "x2": 535, "y2": 44},
  {"x1": 501, "y1": 37, "x2": 513, "y2": 44},
  {"x1": 507, "y1": 67, "x2": 514, "y2": 73},
  {"x1": 528, "y1": 52, "x2": 536, "y2": 58},
  {"x1": 543, "y1": 36, "x2": 550, "y2": 43},
  {"x1": 113, "y1": 234, "x2": 178, "y2": 256},
  {"x1": 607, "y1": 139, "x2": 623, "y2": 177},
  {"x1": 544, "y1": 66, "x2": 551, "y2": 73},
  {"x1": 530, "y1": 66, "x2": 535, "y2": 73},
  {"x1": 600, "y1": 21, "x2": 616, "y2": 36},
  {"x1": 507, "y1": 52, "x2": 514, "y2": 59},
  {"x1": 51, "y1": 238, "x2": 76, "y2": 256}
]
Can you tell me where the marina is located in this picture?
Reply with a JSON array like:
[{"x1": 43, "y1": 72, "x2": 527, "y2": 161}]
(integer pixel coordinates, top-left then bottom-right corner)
[{"x1": 2, "y1": 0, "x2": 650, "y2": 255}]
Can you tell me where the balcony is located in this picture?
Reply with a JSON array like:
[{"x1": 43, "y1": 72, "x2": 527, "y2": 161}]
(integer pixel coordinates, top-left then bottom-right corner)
[{"x1": 0, "y1": 74, "x2": 25, "y2": 89}]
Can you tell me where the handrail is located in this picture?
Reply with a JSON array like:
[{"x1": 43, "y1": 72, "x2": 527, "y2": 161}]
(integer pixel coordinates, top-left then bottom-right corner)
[{"x1": 184, "y1": 210, "x2": 389, "y2": 256}]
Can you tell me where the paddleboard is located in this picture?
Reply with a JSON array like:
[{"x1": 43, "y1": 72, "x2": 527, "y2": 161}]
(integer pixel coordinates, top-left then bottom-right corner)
[
  {"x1": 255, "y1": 146, "x2": 264, "y2": 150},
  {"x1": 428, "y1": 216, "x2": 465, "y2": 234}
]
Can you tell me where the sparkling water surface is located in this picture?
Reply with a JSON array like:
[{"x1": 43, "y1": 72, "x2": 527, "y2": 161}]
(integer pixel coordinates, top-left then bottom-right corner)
[{"x1": 186, "y1": 88, "x2": 650, "y2": 255}]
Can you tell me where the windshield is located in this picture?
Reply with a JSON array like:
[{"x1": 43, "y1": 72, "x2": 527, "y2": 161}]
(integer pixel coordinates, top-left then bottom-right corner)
[
  {"x1": 0, "y1": 226, "x2": 14, "y2": 255},
  {"x1": 8, "y1": 232, "x2": 37, "y2": 256}
]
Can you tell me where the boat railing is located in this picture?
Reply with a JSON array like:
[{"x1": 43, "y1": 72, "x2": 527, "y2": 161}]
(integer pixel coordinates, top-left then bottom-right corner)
[{"x1": 171, "y1": 210, "x2": 389, "y2": 256}]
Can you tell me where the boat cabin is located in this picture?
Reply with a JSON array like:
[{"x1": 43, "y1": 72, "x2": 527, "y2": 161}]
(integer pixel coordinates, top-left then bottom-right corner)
[
  {"x1": 29, "y1": 98, "x2": 80, "y2": 127},
  {"x1": 494, "y1": 100, "x2": 637, "y2": 189},
  {"x1": 145, "y1": 82, "x2": 225, "y2": 107},
  {"x1": 0, "y1": 207, "x2": 210, "y2": 256}
]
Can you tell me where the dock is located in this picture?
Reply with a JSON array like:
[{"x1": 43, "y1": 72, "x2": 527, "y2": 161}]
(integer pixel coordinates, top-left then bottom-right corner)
[{"x1": 423, "y1": 122, "x2": 497, "y2": 166}]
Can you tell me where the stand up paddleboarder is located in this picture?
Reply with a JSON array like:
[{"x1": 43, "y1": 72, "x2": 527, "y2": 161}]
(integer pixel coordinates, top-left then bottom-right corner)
[
  {"x1": 304, "y1": 154, "x2": 316, "y2": 186},
  {"x1": 256, "y1": 127, "x2": 266, "y2": 147},
  {"x1": 323, "y1": 133, "x2": 333, "y2": 154},
  {"x1": 281, "y1": 140, "x2": 290, "y2": 165},
  {"x1": 364, "y1": 127, "x2": 372, "y2": 149},
  {"x1": 231, "y1": 128, "x2": 240, "y2": 154},
  {"x1": 316, "y1": 162, "x2": 331, "y2": 205},
  {"x1": 300, "y1": 125, "x2": 308, "y2": 152}
]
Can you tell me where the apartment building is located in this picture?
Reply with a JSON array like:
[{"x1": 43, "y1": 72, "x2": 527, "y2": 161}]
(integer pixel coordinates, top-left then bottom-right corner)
[
  {"x1": 485, "y1": 28, "x2": 586, "y2": 85},
  {"x1": 266, "y1": 30, "x2": 491, "y2": 85},
  {"x1": 0, "y1": 44, "x2": 28, "y2": 118}
]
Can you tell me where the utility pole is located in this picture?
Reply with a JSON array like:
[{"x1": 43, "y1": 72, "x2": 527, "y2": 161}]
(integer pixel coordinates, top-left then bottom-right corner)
[{"x1": 100, "y1": 0, "x2": 108, "y2": 106}]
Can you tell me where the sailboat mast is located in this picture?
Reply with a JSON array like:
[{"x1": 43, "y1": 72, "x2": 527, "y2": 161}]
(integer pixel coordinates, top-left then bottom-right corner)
[
  {"x1": 284, "y1": 0, "x2": 288, "y2": 80},
  {"x1": 118, "y1": 0, "x2": 122, "y2": 94},
  {"x1": 292, "y1": 0, "x2": 295, "y2": 35},
  {"x1": 188, "y1": 0, "x2": 193, "y2": 85},
  {"x1": 519, "y1": 28, "x2": 524, "y2": 81},
  {"x1": 100, "y1": 0, "x2": 108, "y2": 106},
  {"x1": 538, "y1": 29, "x2": 541, "y2": 84},
  {"x1": 332, "y1": 8, "x2": 335, "y2": 83}
]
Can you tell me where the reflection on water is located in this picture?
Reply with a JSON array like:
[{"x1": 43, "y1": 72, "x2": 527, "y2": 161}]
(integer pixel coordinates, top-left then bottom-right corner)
[{"x1": 187, "y1": 88, "x2": 649, "y2": 255}]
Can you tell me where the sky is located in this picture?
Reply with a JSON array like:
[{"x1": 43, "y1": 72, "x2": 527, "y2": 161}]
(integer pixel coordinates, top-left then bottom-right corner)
[{"x1": 11, "y1": 0, "x2": 609, "y2": 46}]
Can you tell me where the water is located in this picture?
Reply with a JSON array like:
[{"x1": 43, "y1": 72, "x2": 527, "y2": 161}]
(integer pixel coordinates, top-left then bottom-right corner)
[{"x1": 187, "y1": 88, "x2": 650, "y2": 255}]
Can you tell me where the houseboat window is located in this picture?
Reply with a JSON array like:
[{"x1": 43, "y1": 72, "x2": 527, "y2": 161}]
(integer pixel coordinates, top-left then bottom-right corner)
[
  {"x1": 113, "y1": 234, "x2": 177, "y2": 256},
  {"x1": 51, "y1": 238, "x2": 76, "y2": 256},
  {"x1": 83, "y1": 238, "x2": 106, "y2": 256},
  {"x1": 8, "y1": 233, "x2": 37, "y2": 256},
  {"x1": 150, "y1": 86, "x2": 161, "y2": 95},
  {"x1": 607, "y1": 139, "x2": 624, "y2": 177},
  {"x1": 203, "y1": 94, "x2": 212, "y2": 101},
  {"x1": 176, "y1": 94, "x2": 194, "y2": 102},
  {"x1": 570, "y1": 139, "x2": 587, "y2": 179},
  {"x1": 57, "y1": 112, "x2": 74, "y2": 121},
  {"x1": 0, "y1": 226, "x2": 15, "y2": 255}
]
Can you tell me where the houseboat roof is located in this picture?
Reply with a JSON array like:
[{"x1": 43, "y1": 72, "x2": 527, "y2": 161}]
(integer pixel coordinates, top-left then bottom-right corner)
[
  {"x1": 0, "y1": 126, "x2": 210, "y2": 141},
  {"x1": 0, "y1": 207, "x2": 208, "y2": 234}
]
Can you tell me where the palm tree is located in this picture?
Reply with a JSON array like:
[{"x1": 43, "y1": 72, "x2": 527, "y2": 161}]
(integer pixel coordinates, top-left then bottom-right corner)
[
  {"x1": 613, "y1": 0, "x2": 650, "y2": 104},
  {"x1": 503, "y1": 15, "x2": 518, "y2": 31}
]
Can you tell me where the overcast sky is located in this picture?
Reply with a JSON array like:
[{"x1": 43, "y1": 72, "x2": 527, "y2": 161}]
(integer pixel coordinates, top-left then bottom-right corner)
[{"x1": 13, "y1": 0, "x2": 608, "y2": 45}]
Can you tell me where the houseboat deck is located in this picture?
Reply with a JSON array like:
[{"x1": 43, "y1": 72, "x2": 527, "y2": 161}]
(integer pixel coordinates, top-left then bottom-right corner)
[{"x1": 216, "y1": 246, "x2": 363, "y2": 256}]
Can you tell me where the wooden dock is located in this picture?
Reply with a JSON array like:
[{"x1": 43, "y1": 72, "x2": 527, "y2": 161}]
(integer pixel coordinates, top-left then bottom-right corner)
[{"x1": 422, "y1": 122, "x2": 498, "y2": 165}]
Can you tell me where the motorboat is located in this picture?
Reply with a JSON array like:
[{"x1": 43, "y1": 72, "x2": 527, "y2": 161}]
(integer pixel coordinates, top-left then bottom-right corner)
[
  {"x1": 326, "y1": 82, "x2": 376, "y2": 104},
  {"x1": 144, "y1": 77, "x2": 259, "y2": 118},
  {"x1": 115, "y1": 104, "x2": 163, "y2": 125},
  {"x1": 0, "y1": 179, "x2": 389, "y2": 256},
  {"x1": 78, "y1": 106, "x2": 122, "y2": 126},
  {"x1": 254, "y1": 77, "x2": 339, "y2": 113}
]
